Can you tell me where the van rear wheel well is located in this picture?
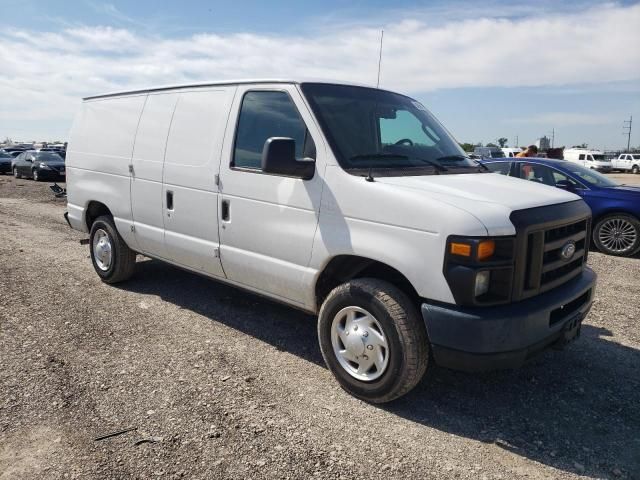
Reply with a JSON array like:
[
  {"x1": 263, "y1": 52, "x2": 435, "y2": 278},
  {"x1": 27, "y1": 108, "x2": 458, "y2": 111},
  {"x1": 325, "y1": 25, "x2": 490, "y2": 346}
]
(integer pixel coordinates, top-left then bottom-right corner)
[
  {"x1": 315, "y1": 255, "x2": 420, "y2": 310},
  {"x1": 85, "y1": 201, "x2": 113, "y2": 231}
]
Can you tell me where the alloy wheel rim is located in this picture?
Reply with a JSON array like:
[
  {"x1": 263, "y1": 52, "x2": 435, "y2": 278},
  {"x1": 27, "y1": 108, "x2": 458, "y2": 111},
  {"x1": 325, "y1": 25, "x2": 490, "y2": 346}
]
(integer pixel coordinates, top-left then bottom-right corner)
[
  {"x1": 599, "y1": 218, "x2": 637, "y2": 253},
  {"x1": 93, "y1": 229, "x2": 113, "y2": 271},
  {"x1": 330, "y1": 306, "x2": 389, "y2": 382}
]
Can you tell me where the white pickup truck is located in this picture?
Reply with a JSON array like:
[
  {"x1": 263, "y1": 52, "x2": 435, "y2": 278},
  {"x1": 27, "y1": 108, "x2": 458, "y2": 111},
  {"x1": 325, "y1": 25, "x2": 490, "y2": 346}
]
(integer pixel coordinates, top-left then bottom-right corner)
[
  {"x1": 65, "y1": 79, "x2": 596, "y2": 402},
  {"x1": 612, "y1": 153, "x2": 640, "y2": 174}
]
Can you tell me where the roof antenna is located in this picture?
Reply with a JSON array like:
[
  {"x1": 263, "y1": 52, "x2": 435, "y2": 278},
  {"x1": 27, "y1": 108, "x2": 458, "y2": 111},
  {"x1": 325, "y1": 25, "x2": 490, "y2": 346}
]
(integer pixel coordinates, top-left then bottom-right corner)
[{"x1": 376, "y1": 29, "x2": 384, "y2": 88}]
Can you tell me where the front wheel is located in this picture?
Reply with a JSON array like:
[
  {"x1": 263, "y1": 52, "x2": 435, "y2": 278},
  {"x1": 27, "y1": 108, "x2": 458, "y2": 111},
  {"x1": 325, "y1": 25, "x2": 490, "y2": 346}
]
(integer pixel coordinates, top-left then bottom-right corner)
[
  {"x1": 13, "y1": 167, "x2": 21, "y2": 179},
  {"x1": 32, "y1": 169, "x2": 40, "y2": 181},
  {"x1": 593, "y1": 214, "x2": 640, "y2": 257},
  {"x1": 318, "y1": 278, "x2": 429, "y2": 403},
  {"x1": 89, "y1": 215, "x2": 137, "y2": 283}
]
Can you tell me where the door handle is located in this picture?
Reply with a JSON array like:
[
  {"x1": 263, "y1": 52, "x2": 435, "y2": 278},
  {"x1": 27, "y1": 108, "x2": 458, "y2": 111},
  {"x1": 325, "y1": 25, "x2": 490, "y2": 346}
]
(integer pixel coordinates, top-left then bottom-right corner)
[
  {"x1": 166, "y1": 190, "x2": 174, "y2": 210},
  {"x1": 221, "y1": 199, "x2": 230, "y2": 221}
]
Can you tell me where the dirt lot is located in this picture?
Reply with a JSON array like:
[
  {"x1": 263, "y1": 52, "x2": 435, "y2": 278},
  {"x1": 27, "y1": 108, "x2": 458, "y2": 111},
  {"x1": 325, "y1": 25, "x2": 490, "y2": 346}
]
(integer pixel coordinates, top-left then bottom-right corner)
[{"x1": 1, "y1": 173, "x2": 639, "y2": 480}]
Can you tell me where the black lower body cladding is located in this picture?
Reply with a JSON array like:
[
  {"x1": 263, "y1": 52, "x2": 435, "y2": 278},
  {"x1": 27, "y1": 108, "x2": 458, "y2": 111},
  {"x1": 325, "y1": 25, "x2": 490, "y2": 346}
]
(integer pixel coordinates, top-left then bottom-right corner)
[{"x1": 421, "y1": 267, "x2": 596, "y2": 372}]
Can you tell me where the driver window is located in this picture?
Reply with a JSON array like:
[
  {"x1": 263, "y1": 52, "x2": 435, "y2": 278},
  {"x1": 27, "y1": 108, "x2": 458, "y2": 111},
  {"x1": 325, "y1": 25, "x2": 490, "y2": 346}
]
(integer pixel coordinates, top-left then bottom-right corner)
[
  {"x1": 552, "y1": 170, "x2": 581, "y2": 188},
  {"x1": 379, "y1": 110, "x2": 437, "y2": 147},
  {"x1": 233, "y1": 91, "x2": 313, "y2": 170}
]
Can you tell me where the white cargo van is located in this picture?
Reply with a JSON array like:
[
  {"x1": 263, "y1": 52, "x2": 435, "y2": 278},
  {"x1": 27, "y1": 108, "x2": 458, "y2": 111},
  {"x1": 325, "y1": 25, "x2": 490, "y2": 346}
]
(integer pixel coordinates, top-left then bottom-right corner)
[
  {"x1": 66, "y1": 80, "x2": 596, "y2": 402},
  {"x1": 501, "y1": 147, "x2": 523, "y2": 158},
  {"x1": 564, "y1": 148, "x2": 611, "y2": 172},
  {"x1": 612, "y1": 153, "x2": 640, "y2": 174}
]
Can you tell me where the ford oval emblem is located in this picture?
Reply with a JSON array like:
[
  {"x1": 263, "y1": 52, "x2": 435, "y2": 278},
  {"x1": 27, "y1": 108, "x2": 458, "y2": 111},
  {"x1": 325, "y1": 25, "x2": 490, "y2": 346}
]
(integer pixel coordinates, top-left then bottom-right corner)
[{"x1": 560, "y1": 241, "x2": 576, "y2": 261}]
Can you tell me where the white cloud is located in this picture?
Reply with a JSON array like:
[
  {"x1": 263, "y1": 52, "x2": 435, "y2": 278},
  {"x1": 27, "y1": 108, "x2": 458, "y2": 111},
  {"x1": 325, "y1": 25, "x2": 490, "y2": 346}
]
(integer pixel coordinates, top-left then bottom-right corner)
[
  {"x1": 511, "y1": 112, "x2": 617, "y2": 126},
  {"x1": 0, "y1": 2, "x2": 639, "y2": 139}
]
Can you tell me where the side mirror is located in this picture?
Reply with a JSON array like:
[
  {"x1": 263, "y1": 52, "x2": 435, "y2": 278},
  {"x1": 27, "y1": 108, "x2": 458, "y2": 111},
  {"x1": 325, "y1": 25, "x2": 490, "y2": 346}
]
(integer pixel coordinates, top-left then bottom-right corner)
[
  {"x1": 261, "y1": 137, "x2": 315, "y2": 180},
  {"x1": 556, "y1": 179, "x2": 576, "y2": 192}
]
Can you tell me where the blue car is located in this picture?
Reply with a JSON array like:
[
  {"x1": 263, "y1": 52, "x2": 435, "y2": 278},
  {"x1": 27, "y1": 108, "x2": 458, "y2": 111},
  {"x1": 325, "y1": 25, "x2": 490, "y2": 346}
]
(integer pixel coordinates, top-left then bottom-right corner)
[{"x1": 482, "y1": 158, "x2": 640, "y2": 257}]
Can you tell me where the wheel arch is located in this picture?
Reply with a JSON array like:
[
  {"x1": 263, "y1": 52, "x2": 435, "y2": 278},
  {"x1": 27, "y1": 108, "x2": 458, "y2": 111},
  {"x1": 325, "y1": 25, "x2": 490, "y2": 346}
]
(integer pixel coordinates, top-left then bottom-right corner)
[
  {"x1": 593, "y1": 209, "x2": 640, "y2": 227},
  {"x1": 85, "y1": 201, "x2": 113, "y2": 231},
  {"x1": 315, "y1": 255, "x2": 420, "y2": 311}
]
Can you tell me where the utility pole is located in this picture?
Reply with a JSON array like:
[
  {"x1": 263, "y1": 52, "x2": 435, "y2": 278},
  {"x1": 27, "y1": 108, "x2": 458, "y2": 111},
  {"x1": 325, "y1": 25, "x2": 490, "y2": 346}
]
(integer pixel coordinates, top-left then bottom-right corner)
[
  {"x1": 376, "y1": 29, "x2": 384, "y2": 88},
  {"x1": 514, "y1": 135, "x2": 519, "y2": 147},
  {"x1": 623, "y1": 116, "x2": 632, "y2": 152},
  {"x1": 550, "y1": 128, "x2": 555, "y2": 148}
]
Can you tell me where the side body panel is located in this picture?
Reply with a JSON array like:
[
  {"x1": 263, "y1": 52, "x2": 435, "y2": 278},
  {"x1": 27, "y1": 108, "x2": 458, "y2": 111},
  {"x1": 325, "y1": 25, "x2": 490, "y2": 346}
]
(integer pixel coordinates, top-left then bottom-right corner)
[{"x1": 66, "y1": 94, "x2": 146, "y2": 249}]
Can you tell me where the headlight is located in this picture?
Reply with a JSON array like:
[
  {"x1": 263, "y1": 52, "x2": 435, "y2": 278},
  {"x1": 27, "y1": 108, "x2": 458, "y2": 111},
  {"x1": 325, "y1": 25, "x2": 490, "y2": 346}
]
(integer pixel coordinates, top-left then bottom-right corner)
[
  {"x1": 444, "y1": 236, "x2": 515, "y2": 306},
  {"x1": 39, "y1": 164, "x2": 51, "y2": 169},
  {"x1": 474, "y1": 271, "x2": 491, "y2": 297}
]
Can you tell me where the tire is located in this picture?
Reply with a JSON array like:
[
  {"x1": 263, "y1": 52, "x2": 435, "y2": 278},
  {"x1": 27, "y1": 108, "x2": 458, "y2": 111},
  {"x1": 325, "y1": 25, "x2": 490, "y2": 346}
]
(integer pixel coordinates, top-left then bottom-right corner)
[
  {"x1": 32, "y1": 169, "x2": 40, "y2": 181},
  {"x1": 318, "y1": 278, "x2": 429, "y2": 403},
  {"x1": 593, "y1": 214, "x2": 640, "y2": 257},
  {"x1": 89, "y1": 215, "x2": 137, "y2": 283},
  {"x1": 632, "y1": 165, "x2": 639, "y2": 175},
  {"x1": 13, "y1": 167, "x2": 21, "y2": 179}
]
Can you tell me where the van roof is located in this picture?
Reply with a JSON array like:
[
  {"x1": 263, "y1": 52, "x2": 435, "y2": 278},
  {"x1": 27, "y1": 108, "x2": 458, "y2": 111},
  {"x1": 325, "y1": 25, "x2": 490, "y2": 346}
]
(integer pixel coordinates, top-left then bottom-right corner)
[{"x1": 83, "y1": 78, "x2": 375, "y2": 101}]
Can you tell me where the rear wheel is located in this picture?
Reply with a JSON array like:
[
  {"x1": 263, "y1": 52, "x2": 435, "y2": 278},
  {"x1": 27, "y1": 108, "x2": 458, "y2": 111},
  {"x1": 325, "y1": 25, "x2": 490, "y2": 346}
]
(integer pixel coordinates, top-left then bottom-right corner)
[
  {"x1": 632, "y1": 165, "x2": 639, "y2": 174},
  {"x1": 89, "y1": 215, "x2": 137, "y2": 283},
  {"x1": 593, "y1": 214, "x2": 640, "y2": 257},
  {"x1": 318, "y1": 278, "x2": 428, "y2": 403}
]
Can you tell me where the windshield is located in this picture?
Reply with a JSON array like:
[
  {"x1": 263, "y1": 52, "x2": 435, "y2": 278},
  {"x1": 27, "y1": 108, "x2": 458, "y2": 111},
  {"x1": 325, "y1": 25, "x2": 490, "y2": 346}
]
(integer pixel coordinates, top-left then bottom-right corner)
[
  {"x1": 564, "y1": 162, "x2": 618, "y2": 187},
  {"x1": 301, "y1": 83, "x2": 476, "y2": 173},
  {"x1": 0, "y1": 151, "x2": 12, "y2": 158},
  {"x1": 35, "y1": 152, "x2": 63, "y2": 162}
]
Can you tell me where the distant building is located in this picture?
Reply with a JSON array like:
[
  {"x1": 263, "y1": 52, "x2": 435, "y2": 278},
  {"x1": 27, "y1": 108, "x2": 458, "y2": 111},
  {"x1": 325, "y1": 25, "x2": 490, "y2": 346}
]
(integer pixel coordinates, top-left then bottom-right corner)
[{"x1": 536, "y1": 136, "x2": 551, "y2": 151}]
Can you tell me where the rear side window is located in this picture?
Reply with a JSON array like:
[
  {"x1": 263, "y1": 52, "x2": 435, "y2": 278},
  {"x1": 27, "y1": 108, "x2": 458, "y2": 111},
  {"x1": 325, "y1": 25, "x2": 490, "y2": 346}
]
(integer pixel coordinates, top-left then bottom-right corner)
[
  {"x1": 233, "y1": 91, "x2": 311, "y2": 170},
  {"x1": 485, "y1": 162, "x2": 511, "y2": 175},
  {"x1": 579, "y1": 154, "x2": 585, "y2": 160}
]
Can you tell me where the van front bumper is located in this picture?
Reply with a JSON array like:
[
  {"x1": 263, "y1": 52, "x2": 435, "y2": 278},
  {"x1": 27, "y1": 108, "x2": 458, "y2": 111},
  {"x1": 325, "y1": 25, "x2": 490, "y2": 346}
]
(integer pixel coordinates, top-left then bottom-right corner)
[{"x1": 421, "y1": 267, "x2": 596, "y2": 372}]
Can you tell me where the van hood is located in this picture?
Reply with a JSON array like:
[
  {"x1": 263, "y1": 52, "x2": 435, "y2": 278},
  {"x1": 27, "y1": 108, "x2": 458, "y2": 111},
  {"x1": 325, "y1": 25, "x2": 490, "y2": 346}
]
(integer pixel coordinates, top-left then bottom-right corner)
[{"x1": 375, "y1": 172, "x2": 582, "y2": 235}]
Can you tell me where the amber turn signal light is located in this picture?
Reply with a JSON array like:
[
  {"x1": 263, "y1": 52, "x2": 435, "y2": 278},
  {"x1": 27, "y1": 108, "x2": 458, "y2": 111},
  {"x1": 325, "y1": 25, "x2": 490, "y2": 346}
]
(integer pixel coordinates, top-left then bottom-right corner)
[
  {"x1": 450, "y1": 242, "x2": 472, "y2": 257},
  {"x1": 477, "y1": 240, "x2": 496, "y2": 260}
]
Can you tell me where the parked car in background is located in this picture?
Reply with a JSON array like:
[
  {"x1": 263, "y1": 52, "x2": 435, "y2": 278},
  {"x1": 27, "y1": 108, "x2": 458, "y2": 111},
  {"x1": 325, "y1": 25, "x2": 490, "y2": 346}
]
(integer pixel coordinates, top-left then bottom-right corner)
[
  {"x1": 564, "y1": 148, "x2": 611, "y2": 172},
  {"x1": 501, "y1": 147, "x2": 523, "y2": 158},
  {"x1": 612, "y1": 153, "x2": 640, "y2": 174},
  {"x1": 0, "y1": 150, "x2": 13, "y2": 174},
  {"x1": 473, "y1": 146, "x2": 505, "y2": 158},
  {"x1": 483, "y1": 157, "x2": 640, "y2": 256},
  {"x1": 13, "y1": 150, "x2": 66, "y2": 181}
]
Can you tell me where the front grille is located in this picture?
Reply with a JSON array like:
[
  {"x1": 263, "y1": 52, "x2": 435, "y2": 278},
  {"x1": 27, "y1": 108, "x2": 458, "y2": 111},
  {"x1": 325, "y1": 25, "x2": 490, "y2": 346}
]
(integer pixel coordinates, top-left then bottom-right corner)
[
  {"x1": 510, "y1": 201, "x2": 591, "y2": 302},
  {"x1": 521, "y1": 218, "x2": 589, "y2": 298}
]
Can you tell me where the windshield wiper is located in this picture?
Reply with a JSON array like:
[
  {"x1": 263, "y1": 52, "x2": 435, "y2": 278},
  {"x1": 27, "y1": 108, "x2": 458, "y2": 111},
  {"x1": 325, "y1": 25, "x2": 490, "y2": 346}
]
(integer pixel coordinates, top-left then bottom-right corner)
[
  {"x1": 435, "y1": 154, "x2": 468, "y2": 162},
  {"x1": 435, "y1": 154, "x2": 489, "y2": 171},
  {"x1": 349, "y1": 153, "x2": 448, "y2": 172}
]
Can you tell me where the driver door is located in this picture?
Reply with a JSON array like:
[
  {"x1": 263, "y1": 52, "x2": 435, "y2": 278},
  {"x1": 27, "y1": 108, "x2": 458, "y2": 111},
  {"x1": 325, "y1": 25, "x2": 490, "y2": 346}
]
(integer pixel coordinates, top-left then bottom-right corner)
[{"x1": 217, "y1": 84, "x2": 325, "y2": 308}]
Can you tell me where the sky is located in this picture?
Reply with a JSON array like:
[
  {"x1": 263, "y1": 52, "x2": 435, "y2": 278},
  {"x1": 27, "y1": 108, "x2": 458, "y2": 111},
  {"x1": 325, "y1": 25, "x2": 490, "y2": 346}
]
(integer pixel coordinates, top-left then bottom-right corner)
[{"x1": 0, "y1": 0, "x2": 639, "y2": 150}]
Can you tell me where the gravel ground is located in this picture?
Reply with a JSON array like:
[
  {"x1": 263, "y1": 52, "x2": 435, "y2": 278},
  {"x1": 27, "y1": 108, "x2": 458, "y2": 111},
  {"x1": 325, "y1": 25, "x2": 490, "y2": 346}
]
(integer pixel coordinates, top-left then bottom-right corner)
[{"x1": 0, "y1": 173, "x2": 639, "y2": 480}]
